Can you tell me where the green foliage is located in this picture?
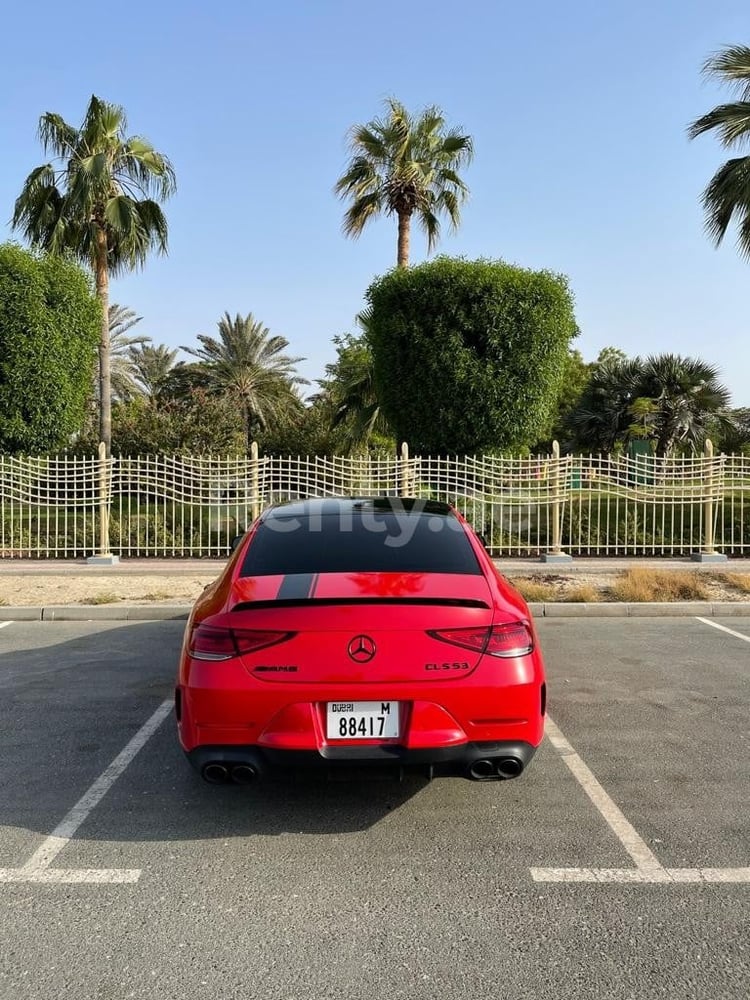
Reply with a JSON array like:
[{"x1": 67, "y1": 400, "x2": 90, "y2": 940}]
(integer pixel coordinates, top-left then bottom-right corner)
[
  {"x1": 366, "y1": 256, "x2": 577, "y2": 453},
  {"x1": 335, "y1": 98, "x2": 473, "y2": 267},
  {"x1": 0, "y1": 244, "x2": 100, "y2": 453},
  {"x1": 12, "y1": 94, "x2": 176, "y2": 450},
  {"x1": 689, "y1": 45, "x2": 750, "y2": 259},
  {"x1": 181, "y1": 312, "x2": 308, "y2": 449},
  {"x1": 257, "y1": 399, "x2": 339, "y2": 456},
  {"x1": 714, "y1": 407, "x2": 750, "y2": 454},
  {"x1": 315, "y1": 330, "x2": 394, "y2": 454},
  {"x1": 72, "y1": 391, "x2": 245, "y2": 455},
  {"x1": 12, "y1": 97, "x2": 175, "y2": 276},
  {"x1": 570, "y1": 354, "x2": 731, "y2": 455},
  {"x1": 108, "y1": 304, "x2": 151, "y2": 402},
  {"x1": 532, "y1": 348, "x2": 590, "y2": 451},
  {"x1": 128, "y1": 343, "x2": 178, "y2": 398}
]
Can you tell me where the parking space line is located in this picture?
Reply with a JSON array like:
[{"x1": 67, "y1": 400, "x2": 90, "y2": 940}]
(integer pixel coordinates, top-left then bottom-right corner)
[
  {"x1": 0, "y1": 622, "x2": 13, "y2": 630},
  {"x1": 0, "y1": 698, "x2": 172, "y2": 885},
  {"x1": 531, "y1": 715, "x2": 750, "y2": 885},
  {"x1": 695, "y1": 617, "x2": 750, "y2": 643}
]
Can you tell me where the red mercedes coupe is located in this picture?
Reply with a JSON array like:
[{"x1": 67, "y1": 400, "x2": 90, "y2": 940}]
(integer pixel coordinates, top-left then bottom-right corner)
[{"x1": 176, "y1": 498, "x2": 546, "y2": 784}]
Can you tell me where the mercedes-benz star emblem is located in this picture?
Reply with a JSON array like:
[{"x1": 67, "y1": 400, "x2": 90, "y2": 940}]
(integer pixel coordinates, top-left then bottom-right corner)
[{"x1": 348, "y1": 635, "x2": 376, "y2": 663}]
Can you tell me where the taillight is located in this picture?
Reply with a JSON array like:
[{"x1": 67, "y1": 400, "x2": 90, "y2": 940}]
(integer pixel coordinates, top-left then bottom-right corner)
[
  {"x1": 428, "y1": 623, "x2": 533, "y2": 658},
  {"x1": 189, "y1": 624, "x2": 294, "y2": 661}
]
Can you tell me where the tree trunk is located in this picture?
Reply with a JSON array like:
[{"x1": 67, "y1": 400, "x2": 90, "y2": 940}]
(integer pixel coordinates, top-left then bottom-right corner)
[
  {"x1": 397, "y1": 211, "x2": 410, "y2": 268},
  {"x1": 94, "y1": 227, "x2": 111, "y2": 456},
  {"x1": 243, "y1": 403, "x2": 251, "y2": 454}
]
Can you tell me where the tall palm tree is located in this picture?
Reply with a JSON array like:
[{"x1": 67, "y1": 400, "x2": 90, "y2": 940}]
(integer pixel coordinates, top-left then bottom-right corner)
[
  {"x1": 128, "y1": 343, "x2": 178, "y2": 399},
  {"x1": 108, "y1": 304, "x2": 151, "y2": 402},
  {"x1": 335, "y1": 98, "x2": 473, "y2": 267},
  {"x1": 182, "y1": 312, "x2": 308, "y2": 450},
  {"x1": 12, "y1": 95, "x2": 175, "y2": 452},
  {"x1": 689, "y1": 45, "x2": 750, "y2": 258}
]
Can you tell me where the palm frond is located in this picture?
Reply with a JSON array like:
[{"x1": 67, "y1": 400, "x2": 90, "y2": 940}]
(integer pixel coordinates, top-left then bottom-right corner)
[
  {"x1": 702, "y1": 45, "x2": 750, "y2": 101},
  {"x1": 701, "y1": 156, "x2": 750, "y2": 253},
  {"x1": 38, "y1": 113, "x2": 79, "y2": 157},
  {"x1": 688, "y1": 102, "x2": 750, "y2": 146}
]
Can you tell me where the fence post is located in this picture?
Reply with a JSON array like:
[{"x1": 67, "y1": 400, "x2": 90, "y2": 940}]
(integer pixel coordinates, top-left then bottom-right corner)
[
  {"x1": 250, "y1": 441, "x2": 260, "y2": 522},
  {"x1": 540, "y1": 440, "x2": 572, "y2": 563},
  {"x1": 86, "y1": 442, "x2": 119, "y2": 565},
  {"x1": 691, "y1": 438, "x2": 727, "y2": 563},
  {"x1": 399, "y1": 442, "x2": 410, "y2": 498}
]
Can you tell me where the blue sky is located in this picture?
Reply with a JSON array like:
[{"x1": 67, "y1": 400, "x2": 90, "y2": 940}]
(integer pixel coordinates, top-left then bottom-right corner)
[{"x1": 1, "y1": 0, "x2": 748, "y2": 405}]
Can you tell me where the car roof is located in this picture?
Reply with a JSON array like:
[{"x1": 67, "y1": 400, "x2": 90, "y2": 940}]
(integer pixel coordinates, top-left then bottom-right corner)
[{"x1": 261, "y1": 497, "x2": 455, "y2": 520}]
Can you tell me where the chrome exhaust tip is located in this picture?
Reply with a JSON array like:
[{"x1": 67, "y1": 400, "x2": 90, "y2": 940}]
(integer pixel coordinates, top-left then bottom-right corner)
[
  {"x1": 231, "y1": 763, "x2": 258, "y2": 785},
  {"x1": 468, "y1": 759, "x2": 497, "y2": 780},
  {"x1": 202, "y1": 762, "x2": 230, "y2": 784},
  {"x1": 496, "y1": 757, "x2": 523, "y2": 779}
]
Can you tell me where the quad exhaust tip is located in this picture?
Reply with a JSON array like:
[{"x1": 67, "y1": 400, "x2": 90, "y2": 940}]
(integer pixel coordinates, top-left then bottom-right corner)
[
  {"x1": 202, "y1": 762, "x2": 230, "y2": 784},
  {"x1": 496, "y1": 756, "x2": 523, "y2": 779},
  {"x1": 231, "y1": 763, "x2": 258, "y2": 785},
  {"x1": 468, "y1": 757, "x2": 524, "y2": 781},
  {"x1": 201, "y1": 761, "x2": 259, "y2": 785}
]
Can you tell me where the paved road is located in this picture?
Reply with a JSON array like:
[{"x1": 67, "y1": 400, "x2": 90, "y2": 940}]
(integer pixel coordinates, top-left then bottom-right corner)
[{"x1": 0, "y1": 618, "x2": 748, "y2": 999}]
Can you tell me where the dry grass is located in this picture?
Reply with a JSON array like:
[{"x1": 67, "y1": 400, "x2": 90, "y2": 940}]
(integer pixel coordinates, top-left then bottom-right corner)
[
  {"x1": 136, "y1": 591, "x2": 175, "y2": 602},
  {"x1": 80, "y1": 592, "x2": 121, "y2": 605},
  {"x1": 565, "y1": 583, "x2": 601, "y2": 603},
  {"x1": 511, "y1": 578, "x2": 556, "y2": 603},
  {"x1": 610, "y1": 568, "x2": 709, "y2": 603},
  {"x1": 721, "y1": 573, "x2": 750, "y2": 596}
]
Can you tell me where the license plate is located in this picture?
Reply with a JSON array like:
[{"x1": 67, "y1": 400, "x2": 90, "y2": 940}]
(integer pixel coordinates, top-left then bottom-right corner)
[{"x1": 326, "y1": 701, "x2": 399, "y2": 740}]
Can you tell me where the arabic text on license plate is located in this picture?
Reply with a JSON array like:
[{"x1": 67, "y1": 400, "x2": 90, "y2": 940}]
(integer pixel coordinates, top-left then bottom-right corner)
[{"x1": 326, "y1": 701, "x2": 399, "y2": 740}]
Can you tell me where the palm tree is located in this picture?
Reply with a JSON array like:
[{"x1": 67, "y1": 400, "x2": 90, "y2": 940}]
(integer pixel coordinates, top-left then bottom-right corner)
[
  {"x1": 128, "y1": 344, "x2": 178, "y2": 399},
  {"x1": 570, "y1": 357, "x2": 644, "y2": 453},
  {"x1": 335, "y1": 98, "x2": 473, "y2": 267},
  {"x1": 108, "y1": 304, "x2": 151, "y2": 402},
  {"x1": 12, "y1": 95, "x2": 175, "y2": 453},
  {"x1": 689, "y1": 45, "x2": 750, "y2": 258},
  {"x1": 570, "y1": 354, "x2": 731, "y2": 456},
  {"x1": 638, "y1": 355, "x2": 731, "y2": 456},
  {"x1": 317, "y1": 313, "x2": 391, "y2": 453},
  {"x1": 182, "y1": 312, "x2": 308, "y2": 450}
]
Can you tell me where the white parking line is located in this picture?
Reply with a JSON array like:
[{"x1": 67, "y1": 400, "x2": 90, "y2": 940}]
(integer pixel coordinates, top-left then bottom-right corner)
[
  {"x1": 695, "y1": 617, "x2": 750, "y2": 643},
  {"x1": 0, "y1": 621, "x2": 13, "y2": 630},
  {"x1": 0, "y1": 698, "x2": 172, "y2": 885},
  {"x1": 531, "y1": 714, "x2": 750, "y2": 884}
]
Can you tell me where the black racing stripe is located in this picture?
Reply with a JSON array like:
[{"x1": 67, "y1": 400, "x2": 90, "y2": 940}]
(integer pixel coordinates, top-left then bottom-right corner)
[{"x1": 276, "y1": 573, "x2": 316, "y2": 599}]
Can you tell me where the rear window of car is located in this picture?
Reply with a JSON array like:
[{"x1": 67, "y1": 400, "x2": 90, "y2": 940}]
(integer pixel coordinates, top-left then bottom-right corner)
[{"x1": 240, "y1": 512, "x2": 482, "y2": 576}]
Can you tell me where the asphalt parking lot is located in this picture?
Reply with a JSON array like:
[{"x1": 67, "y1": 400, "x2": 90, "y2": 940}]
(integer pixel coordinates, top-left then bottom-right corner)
[{"x1": 0, "y1": 617, "x2": 748, "y2": 999}]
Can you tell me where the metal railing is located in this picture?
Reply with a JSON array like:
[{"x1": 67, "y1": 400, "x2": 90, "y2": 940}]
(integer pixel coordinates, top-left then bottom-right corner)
[{"x1": 0, "y1": 441, "x2": 747, "y2": 558}]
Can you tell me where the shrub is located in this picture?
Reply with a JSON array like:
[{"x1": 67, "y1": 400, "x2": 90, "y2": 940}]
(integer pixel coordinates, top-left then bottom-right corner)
[
  {"x1": 366, "y1": 256, "x2": 577, "y2": 453},
  {"x1": 0, "y1": 244, "x2": 100, "y2": 452}
]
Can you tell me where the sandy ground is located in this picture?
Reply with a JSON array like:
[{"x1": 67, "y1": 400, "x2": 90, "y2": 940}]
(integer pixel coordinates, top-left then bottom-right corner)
[
  {"x1": 0, "y1": 571, "x2": 748, "y2": 606},
  {"x1": 0, "y1": 574, "x2": 218, "y2": 607}
]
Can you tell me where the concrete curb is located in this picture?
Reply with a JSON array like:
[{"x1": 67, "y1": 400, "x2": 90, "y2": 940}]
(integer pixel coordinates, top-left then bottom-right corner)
[
  {"x1": 0, "y1": 602, "x2": 746, "y2": 621},
  {"x1": 526, "y1": 601, "x2": 750, "y2": 617},
  {"x1": 0, "y1": 605, "x2": 189, "y2": 621}
]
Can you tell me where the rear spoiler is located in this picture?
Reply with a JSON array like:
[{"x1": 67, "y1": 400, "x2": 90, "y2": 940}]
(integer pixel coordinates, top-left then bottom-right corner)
[{"x1": 231, "y1": 597, "x2": 489, "y2": 611}]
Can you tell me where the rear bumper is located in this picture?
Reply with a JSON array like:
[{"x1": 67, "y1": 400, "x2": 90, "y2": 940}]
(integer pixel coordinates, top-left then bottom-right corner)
[{"x1": 186, "y1": 740, "x2": 538, "y2": 782}]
